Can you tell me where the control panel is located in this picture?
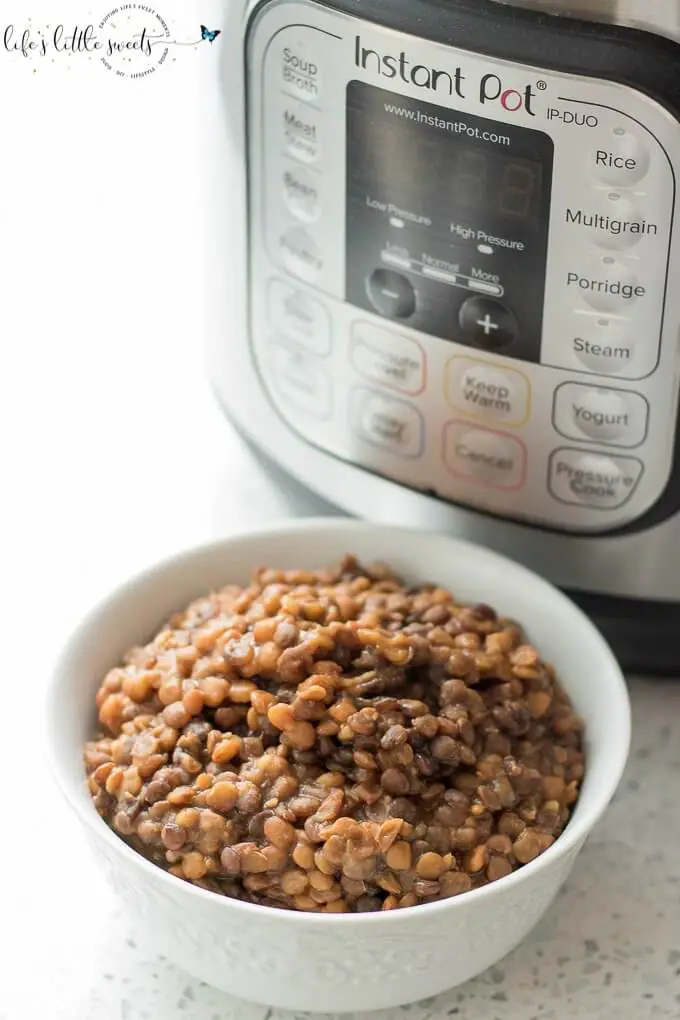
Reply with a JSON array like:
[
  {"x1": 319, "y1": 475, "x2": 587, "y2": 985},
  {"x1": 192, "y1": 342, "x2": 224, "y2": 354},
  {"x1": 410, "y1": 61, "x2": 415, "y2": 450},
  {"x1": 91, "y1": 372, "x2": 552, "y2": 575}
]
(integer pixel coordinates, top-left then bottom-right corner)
[{"x1": 246, "y1": 0, "x2": 680, "y2": 534}]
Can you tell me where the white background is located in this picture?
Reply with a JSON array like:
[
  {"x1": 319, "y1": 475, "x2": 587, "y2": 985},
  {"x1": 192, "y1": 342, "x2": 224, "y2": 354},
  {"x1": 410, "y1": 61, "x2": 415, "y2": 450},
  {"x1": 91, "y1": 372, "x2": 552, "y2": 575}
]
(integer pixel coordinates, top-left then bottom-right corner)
[{"x1": 1, "y1": 3, "x2": 679, "y2": 1018}]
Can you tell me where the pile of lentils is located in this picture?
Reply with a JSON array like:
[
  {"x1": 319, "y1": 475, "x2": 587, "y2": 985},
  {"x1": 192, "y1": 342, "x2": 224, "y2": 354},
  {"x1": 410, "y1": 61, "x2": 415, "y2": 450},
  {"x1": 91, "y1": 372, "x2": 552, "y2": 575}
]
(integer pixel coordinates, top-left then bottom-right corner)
[{"x1": 85, "y1": 556, "x2": 585, "y2": 914}]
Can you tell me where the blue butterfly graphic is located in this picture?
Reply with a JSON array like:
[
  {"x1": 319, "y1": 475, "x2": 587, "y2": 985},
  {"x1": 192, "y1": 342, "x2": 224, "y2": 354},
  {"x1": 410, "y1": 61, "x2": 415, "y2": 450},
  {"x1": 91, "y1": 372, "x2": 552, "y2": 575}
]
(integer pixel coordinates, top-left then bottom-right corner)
[{"x1": 201, "y1": 25, "x2": 221, "y2": 43}]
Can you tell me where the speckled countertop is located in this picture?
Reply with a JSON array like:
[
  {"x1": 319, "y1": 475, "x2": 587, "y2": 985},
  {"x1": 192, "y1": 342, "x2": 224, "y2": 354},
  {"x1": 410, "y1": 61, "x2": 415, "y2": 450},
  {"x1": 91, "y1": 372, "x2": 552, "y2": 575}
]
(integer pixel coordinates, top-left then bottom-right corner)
[{"x1": 5, "y1": 420, "x2": 679, "y2": 1020}]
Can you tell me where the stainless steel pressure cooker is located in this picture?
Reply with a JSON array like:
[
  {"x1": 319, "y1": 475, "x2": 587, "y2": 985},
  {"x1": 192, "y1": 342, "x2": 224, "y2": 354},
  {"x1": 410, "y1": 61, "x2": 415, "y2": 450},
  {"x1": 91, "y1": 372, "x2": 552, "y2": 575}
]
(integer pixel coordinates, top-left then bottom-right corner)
[{"x1": 205, "y1": 0, "x2": 680, "y2": 672}]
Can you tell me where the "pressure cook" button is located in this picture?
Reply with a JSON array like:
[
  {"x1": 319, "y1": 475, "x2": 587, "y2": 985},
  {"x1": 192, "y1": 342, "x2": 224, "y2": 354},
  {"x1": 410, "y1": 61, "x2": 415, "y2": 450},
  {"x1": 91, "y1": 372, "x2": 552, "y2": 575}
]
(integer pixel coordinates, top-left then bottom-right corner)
[
  {"x1": 443, "y1": 422, "x2": 527, "y2": 490},
  {"x1": 553, "y1": 382, "x2": 649, "y2": 448},
  {"x1": 351, "y1": 388, "x2": 425, "y2": 459},
  {"x1": 445, "y1": 357, "x2": 530, "y2": 426},
  {"x1": 548, "y1": 448, "x2": 644, "y2": 509}
]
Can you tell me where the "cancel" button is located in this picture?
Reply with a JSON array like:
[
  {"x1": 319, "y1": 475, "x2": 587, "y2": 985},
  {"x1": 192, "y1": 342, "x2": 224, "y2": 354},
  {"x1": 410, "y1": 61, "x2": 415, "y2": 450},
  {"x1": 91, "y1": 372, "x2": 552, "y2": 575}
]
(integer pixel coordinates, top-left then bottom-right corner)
[{"x1": 443, "y1": 422, "x2": 527, "y2": 490}]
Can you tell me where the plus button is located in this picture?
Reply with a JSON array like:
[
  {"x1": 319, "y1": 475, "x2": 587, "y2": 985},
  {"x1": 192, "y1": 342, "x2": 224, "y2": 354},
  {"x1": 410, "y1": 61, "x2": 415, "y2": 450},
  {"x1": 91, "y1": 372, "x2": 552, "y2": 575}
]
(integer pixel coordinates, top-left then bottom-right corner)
[
  {"x1": 476, "y1": 313, "x2": 499, "y2": 337},
  {"x1": 458, "y1": 296, "x2": 519, "y2": 351}
]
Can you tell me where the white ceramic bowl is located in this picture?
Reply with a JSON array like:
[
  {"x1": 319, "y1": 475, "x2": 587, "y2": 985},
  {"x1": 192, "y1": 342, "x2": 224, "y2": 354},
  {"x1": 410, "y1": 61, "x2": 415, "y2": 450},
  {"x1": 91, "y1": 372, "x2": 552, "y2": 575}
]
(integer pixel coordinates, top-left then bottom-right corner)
[{"x1": 47, "y1": 519, "x2": 631, "y2": 1012}]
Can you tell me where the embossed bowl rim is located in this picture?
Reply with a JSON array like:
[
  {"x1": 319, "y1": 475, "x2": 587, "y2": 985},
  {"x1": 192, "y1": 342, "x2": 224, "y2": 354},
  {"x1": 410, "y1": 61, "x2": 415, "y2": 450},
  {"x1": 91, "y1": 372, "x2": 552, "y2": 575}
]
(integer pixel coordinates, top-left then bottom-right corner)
[{"x1": 47, "y1": 517, "x2": 631, "y2": 924}]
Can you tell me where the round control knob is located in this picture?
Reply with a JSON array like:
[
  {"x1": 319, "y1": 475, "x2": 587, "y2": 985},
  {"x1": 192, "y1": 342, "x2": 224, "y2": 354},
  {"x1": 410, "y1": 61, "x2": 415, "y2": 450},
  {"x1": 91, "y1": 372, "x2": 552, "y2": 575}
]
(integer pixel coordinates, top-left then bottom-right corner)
[
  {"x1": 366, "y1": 269, "x2": 416, "y2": 320},
  {"x1": 458, "y1": 296, "x2": 519, "y2": 350}
]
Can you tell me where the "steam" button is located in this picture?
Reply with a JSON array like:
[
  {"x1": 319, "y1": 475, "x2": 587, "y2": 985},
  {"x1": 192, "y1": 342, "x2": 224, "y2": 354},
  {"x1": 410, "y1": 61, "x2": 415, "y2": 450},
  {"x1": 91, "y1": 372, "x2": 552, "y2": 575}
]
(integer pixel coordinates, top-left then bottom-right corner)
[
  {"x1": 548, "y1": 448, "x2": 644, "y2": 509},
  {"x1": 570, "y1": 315, "x2": 638, "y2": 376},
  {"x1": 443, "y1": 422, "x2": 527, "y2": 490}
]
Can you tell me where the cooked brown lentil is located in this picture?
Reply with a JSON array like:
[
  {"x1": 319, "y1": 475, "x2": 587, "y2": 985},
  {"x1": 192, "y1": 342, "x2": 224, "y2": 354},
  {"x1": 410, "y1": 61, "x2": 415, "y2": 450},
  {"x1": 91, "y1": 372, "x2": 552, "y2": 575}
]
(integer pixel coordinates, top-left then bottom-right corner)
[{"x1": 84, "y1": 556, "x2": 585, "y2": 913}]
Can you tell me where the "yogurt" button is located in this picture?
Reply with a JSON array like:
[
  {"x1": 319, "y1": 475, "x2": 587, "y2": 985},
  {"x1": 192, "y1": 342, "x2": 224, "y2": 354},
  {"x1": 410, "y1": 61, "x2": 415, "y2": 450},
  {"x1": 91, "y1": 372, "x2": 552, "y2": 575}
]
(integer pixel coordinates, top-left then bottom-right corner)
[
  {"x1": 553, "y1": 382, "x2": 649, "y2": 447},
  {"x1": 443, "y1": 422, "x2": 527, "y2": 490}
]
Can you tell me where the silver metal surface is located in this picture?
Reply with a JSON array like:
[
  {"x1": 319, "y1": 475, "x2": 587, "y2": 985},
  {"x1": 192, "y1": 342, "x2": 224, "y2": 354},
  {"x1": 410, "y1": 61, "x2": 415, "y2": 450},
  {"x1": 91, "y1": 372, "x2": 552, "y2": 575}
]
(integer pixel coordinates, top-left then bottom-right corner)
[
  {"x1": 205, "y1": 0, "x2": 680, "y2": 604},
  {"x1": 491, "y1": 0, "x2": 680, "y2": 43}
]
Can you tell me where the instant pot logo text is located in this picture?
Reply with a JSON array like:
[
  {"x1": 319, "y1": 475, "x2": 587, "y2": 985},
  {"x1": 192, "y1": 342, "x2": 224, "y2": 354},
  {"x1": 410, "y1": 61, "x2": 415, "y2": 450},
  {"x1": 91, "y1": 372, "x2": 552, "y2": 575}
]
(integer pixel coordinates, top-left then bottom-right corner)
[{"x1": 354, "y1": 36, "x2": 537, "y2": 116}]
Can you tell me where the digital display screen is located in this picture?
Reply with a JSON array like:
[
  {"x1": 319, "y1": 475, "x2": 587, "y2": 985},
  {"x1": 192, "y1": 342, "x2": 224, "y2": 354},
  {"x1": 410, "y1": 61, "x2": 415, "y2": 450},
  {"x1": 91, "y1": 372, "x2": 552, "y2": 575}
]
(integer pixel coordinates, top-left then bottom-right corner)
[
  {"x1": 345, "y1": 82, "x2": 554, "y2": 365},
  {"x1": 347, "y1": 91, "x2": 547, "y2": 230}
]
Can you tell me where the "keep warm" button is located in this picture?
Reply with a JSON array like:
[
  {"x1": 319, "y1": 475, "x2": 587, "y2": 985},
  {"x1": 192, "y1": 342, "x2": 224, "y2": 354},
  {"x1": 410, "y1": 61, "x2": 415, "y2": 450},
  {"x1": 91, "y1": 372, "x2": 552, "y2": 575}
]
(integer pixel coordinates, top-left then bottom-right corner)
[
  {"x1": 445, "y1": 356, "x2": 530, "y2": 426},
  {"x1": 443, "y1": 422, "x2": 527, "y2": 490}
]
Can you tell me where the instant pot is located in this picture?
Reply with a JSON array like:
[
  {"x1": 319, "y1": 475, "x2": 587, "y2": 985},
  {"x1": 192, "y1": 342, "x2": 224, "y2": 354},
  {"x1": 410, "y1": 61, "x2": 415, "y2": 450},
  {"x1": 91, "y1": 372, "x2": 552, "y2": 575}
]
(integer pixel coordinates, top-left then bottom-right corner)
[{"x1": 205, "y1": 0, "x2": 680, "y2": 673}]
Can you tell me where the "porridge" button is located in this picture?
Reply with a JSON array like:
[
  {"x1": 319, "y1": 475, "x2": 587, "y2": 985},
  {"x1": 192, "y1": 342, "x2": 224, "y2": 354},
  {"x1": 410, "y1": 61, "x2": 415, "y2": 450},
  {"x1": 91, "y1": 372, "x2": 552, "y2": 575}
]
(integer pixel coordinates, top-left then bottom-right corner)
[
  {"x1": 443, "y1": 422, "x2": 527, "y2": 490},
  {"x1": 446, "y1": 357, "x2": 530, "y2": 425}
]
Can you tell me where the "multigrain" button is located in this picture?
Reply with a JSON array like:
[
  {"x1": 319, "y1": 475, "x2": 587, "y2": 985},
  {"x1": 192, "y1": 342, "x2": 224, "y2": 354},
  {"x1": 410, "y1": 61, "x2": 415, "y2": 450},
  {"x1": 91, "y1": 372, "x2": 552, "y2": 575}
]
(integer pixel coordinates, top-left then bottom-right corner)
[
  {"x1": 548, "y1": 448, "x2": 643, "y2": 509},
  {"x1": 443, "y1": 422, "x2": 527, "y2": 490}
]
